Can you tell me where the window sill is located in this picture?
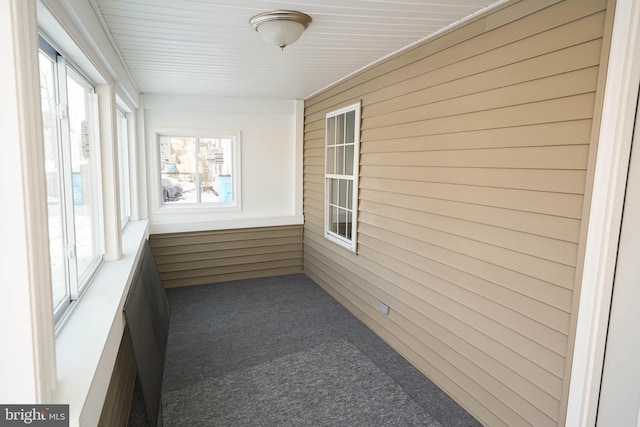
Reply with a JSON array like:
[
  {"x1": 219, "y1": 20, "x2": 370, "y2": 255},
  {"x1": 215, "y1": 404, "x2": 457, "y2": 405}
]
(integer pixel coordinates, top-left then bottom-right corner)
[{"x1": 53, "y1": 220, "x2": 148, "y2": 427}]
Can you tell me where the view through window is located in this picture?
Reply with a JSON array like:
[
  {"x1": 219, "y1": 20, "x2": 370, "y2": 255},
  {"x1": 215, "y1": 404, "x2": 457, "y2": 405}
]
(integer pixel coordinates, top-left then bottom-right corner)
[
  {"x1": 159, "y1": 134, "x2": 237, "y2": 205},
  {"x1": 39, "y1": 41, "x2": 103, "y2": 323}
]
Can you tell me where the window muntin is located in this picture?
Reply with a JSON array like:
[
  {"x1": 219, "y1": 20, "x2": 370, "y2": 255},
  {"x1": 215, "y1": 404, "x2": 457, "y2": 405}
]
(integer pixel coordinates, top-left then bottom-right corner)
[
  {"x1": 38, "y1": 41, "x2": 103, "y2": 322},
  {"x1": 325, "y1": 103, "x2": 360, "y2": 251},
  {"x1": 159, "y1": 134, "x2": 237, "y2": 206}
]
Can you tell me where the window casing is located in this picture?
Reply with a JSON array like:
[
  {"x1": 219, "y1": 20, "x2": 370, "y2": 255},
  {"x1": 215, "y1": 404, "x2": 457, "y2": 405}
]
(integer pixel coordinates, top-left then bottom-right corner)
[
  {"x1": 39, "y1": 40, "x2": 104, "y2": 324},
  {"x1": 158, "y1": 133, "x2": 240, "y2": 207},
  {"x1": 324, "y1": 103, "x2": 361, "y2": 251}
]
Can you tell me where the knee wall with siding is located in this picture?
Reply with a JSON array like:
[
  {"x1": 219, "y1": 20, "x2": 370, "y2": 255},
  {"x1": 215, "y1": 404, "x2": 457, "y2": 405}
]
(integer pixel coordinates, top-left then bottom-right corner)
[
  {"x1": 150, "y1": 225, "x2": 303, "y2": 288},
  {"x1": 303, "y1": 0, "x2": 612, "y2": 425}
]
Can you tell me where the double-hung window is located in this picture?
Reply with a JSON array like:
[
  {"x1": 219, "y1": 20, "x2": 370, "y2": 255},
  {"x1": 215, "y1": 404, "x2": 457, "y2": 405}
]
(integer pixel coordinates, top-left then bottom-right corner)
[
  {"x1": 325, "y1": 103, "x2": 361, "y2": 251},
  {"x1": 39, "y1": 40, "x2": 103, "y2": 324},
  {"x1": 158, "y1": 133, "x2": 240, "y2": 207}
]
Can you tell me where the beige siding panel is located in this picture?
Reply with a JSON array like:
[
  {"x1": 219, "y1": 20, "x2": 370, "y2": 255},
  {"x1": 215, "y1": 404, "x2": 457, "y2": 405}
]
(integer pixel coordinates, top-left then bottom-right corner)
[
  {"x1": 361, "y1": 94, "x2": 596, "y2": 141},
  {"x1": 355, "y1": 222, "x2": 573, "y2": 314},
  {"x1": 161, "y1": 258, "x2": 300, "y2": 281},
  {"x1": 357, "y1": 223, "x2": 571, "y2": 333},
  {"x1": 359, "y1": 210, "x2": 576, "y2": 289},
  {"x1": 360, "y1": 166, "x2": 587, "y2": 195},
  {"x1": 361, "y1": 190, "x2": 582, "y2": 243},
  {"x1": 360, "y1": 201, "x2": 578, "y2": 266},
  {"x1": 150, "y1": 226, "x2": 301, "y2": 249},
  {"x1": 304, "y1": 156, "x2": 324, "y2": 167},
  {"x1": 353, "y1": 245, "x2": 568, "y2": 363},
  {"x1": 361, "y1": 145, "x2": 589, "y2": 170},
  {"x1": 363, "y1": 41, "x2": 602, "y2": 118},
  {"x1": 158, "y1": 251, "x2": 301, "y2": 274},
  {"x1": 302, "y1": 0, "x2": 610, "y2": 424},
  {"x1": 153, "y1": 240, "x2": 300, "y2": 262},
  {"x1": 305, "y1": 245, "x2": 562, "y2": 425},
  {"x1": 304, "y1": 147, "x2": 324, "y2": 159},
  {"x1": 360, "y1": 120, "x2": 593, "y2": 153},
  {"x1": 305, "y1": 230, "x2": 567, "y2": 380},
  {"x1": 304, "y1": 180, "x2": 323, "y2": 195},
  {"x1": 163, "y1": 266, "x2": 303, "y2": 289},
  {"x1": 355, "y1": 16, "x2": 605, "y2": 114},
  {"x1": 150, "y1": 225, "x2": 302, "y2": 288},
  {"x1": 359, "y1": 179, "x2": 585, "y2": 219},
  {"x1": 355, "y1": 237, "x2": 569, "y2": 356},
  {"x1": 304, "y1": 239, "x2": 564, "y2": 393},
  {"x1": 364, "y1": 67, "x2": 598, "y2": 128}
]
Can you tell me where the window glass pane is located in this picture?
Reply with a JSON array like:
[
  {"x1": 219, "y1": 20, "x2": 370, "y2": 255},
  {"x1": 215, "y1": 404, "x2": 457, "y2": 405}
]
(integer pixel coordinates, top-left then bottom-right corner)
[
  {"x1": 161, "y1": 136, "x2": 194, "y2": 203},
  {"x1": 161, "y1": 135, "x2": 235, "y2": 205},
  {"x1": 39, "y1": 52, "x2": 68, "y2": 311},
  {"x1": 337, "y1": 114, "x2": 345, "y2": 145},
  {"x1": 327, "y1": 116, "x2": 336, "y2": 145},
  {"x1": 345, "y1": 144, "x2": 354, "y2": 176},
  {"x1": 336, "y1": 145, "x2": 346, "y2": 175},
  {"x1": 339, "y1": 179, "x2": 351, "y2": 210},
  {"x1": 346, "y1": 211, "x2": 353, "y2": 240},
  {"x1": 117, "y1": 109, "x2": 130, "y2": 226},
  {"x1": 345, "y1": 110, "x2": 355, "y2": 144},
  {"x1": 67, "y1": 69, "x2": 100, "y2": 282},
  {"x1": 201, "y1": 137, "x2": 233, "y2": 203},
  {"x1": 326, "y1": 146, "x2": 335, "y2": 175},
  {"x1": 331, "y1": 206, "x2": 339, "y2": 234},
  {"x1": 330, "y1": 179, "x2": 340, "y2": 206}
]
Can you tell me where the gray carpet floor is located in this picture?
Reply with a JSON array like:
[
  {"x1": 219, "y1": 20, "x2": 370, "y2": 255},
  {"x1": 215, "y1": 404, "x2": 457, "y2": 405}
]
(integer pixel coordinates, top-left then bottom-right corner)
[{"x1": 128, "y1": 273, "x2": 480, "y2": 426}]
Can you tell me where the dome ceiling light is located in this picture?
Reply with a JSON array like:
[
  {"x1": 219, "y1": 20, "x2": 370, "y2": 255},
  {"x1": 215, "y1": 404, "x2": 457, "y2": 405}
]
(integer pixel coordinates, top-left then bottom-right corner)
[{"x1": 249, "y1": 10, "x2": 312, "y2": 50}]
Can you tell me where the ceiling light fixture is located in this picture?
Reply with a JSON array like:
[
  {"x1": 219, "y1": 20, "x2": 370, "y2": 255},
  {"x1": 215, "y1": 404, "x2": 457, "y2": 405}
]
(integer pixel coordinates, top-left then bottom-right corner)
[{"x1": 249, "y1": 10, "x2": 312, "y2": 50}]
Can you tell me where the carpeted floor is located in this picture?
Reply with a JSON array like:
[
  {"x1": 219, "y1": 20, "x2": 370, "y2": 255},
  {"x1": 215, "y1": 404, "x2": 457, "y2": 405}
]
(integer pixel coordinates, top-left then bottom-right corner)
[{"x1": 128, "y1": 274, "x2": 480, "y2": 426}]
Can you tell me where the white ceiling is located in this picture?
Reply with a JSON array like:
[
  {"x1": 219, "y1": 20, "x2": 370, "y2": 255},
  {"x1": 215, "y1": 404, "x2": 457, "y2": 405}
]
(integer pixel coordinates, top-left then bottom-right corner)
[{"x1": 91, "y1": 0, "x2": 503, "y2": 99}]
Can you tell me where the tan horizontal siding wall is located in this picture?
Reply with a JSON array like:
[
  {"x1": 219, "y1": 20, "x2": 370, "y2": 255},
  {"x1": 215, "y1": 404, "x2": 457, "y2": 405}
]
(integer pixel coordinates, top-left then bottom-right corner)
[
  {"x1": 150, "y1": 225, "x2": 303, "y2": 288},
  {"x1": 98, "y1": 326, "x2": 136, "y2": 427},
  {"x1": 303, "y1": 0, "x2": 611, "y2": 426}
]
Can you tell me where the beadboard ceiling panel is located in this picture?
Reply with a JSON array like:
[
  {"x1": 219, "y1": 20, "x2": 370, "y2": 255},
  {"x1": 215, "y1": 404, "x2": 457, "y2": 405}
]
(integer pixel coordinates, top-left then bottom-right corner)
[{"x1": 91, "y1": 0, "x2": 504, "y2": 99}]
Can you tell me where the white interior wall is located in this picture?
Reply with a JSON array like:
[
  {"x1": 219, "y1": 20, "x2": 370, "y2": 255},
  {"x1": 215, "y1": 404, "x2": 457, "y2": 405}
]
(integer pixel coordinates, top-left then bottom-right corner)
[{"x1": 144, "y1": 94, "x2": 303, "y2": 234}]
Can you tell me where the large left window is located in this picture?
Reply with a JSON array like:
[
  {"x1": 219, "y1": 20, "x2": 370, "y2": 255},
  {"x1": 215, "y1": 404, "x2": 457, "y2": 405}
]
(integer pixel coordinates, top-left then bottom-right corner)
[{"x1": 39, "y1": 40, "x2": 103, "y2": 323}]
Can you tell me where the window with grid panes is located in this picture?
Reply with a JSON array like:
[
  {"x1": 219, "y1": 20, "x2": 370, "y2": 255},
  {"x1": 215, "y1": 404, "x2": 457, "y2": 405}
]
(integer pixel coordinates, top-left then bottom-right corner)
[{"x1": 324, "y1": 103, "x2": 361, "y2": 251}]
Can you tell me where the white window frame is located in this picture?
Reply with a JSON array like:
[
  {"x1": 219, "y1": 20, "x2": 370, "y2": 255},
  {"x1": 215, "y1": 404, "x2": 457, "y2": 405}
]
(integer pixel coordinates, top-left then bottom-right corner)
[
  {"x1": 38, "y1": 38, "x2": 104, "y2": 326},
  {"x1": 154, "y1": 129, "x2": 242, "y2": 212},
  {"x1": 324, "y1": 102, "x2": 361, "y2": 252}
]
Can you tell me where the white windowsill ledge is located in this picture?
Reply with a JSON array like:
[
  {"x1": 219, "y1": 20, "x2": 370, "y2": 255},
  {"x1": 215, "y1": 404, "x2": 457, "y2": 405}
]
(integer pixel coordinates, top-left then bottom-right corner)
[{"x1": 53, "y1": 220, "x2": 149, "y2": 427}]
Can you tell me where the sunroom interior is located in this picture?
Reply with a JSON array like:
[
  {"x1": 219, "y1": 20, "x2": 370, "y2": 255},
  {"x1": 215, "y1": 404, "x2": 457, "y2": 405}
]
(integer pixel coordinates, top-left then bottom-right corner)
[{"x1": 3, "y1": 0, "x2": 640, "y2": 426}]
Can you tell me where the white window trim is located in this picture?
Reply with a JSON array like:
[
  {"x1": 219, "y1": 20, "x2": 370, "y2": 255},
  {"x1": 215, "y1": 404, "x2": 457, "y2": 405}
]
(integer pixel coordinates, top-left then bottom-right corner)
[
  {"x1": 566, "y1": 0, "x2": 640, "y2": 425},
  {"x1": 324, "y1": 102, "x2": 361, "y2": 252},
  {"x1": 40, "y1": 39, "x2": 106, "y2": 324}
]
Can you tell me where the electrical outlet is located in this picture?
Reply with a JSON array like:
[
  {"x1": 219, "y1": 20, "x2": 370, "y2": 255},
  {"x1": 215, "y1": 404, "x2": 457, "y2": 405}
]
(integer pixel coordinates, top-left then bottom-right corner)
[{"x1": 379, "y1": 302, "x2": 390, "y2": 316}]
